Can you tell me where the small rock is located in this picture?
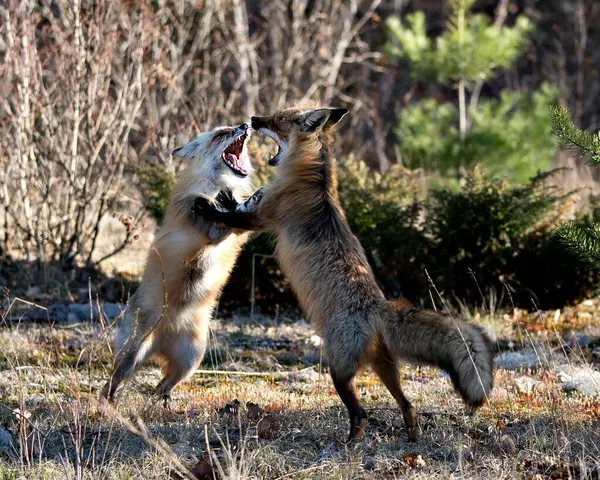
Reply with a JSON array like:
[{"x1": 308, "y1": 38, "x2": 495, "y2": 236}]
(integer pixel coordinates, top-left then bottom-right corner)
[
  {"x1": 515, "y1": 376, "x2": 540, "y2": 394},
  {"x1": 67, "y1": 303, "x2": 123, "y2": 323},
  {"x1": 289, "y1": 368, "x2": 320, "y2": 383},
  {"x1": 170, "y1": 442, "x2": 197, "y2": 461},
  {"x1": 556, "y1": 365, "x2": 600, "y2": 397},
  {"x1": 315, "y1": 443, "x2": 339, "y2": 462},
  {"x1": 0, "y1": 427, "x2": 12, "y2": 454},
  {"x1": 363, "y1": 456, "x2": 376, "y2": 471},
  {"x1": 103, "y1": 303, "x2": 122, "y2": 319},
  {"x1": 495, "y1": 350, "x2": 541, "y2": 370},
  {"x1": 566, "y1": 332, "x2": 591, "y2": 348},
  {"x1": 276, "y1": 350, "x2": 300, "y2": 366},
  {"x1": 68, "y1": 304, "x2": 96, "y2": 322}
]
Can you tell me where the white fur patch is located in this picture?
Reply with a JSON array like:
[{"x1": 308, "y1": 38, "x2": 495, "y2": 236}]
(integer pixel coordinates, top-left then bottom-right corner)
[{"x1": 173, "y1": 126, "x2": 254, "y2": 198}]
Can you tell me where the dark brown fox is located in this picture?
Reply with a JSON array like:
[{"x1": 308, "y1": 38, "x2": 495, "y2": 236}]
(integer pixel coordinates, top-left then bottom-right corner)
[{"x1": 206, "y1": 107, "x2": 494, "y2": 442}]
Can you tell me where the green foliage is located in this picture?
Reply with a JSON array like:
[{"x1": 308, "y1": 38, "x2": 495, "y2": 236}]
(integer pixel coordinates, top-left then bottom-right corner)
[
  {"x1": 386, "y1": 0, "x2": 557, "y2": 184},
  {"x1": 551, "y1": 106, "x2": 600, "y2": 166},
  {"x1": 397, "y1": 85, "x2": 559, "y2": 180},
  {"x1": 426, "y1": 167, "x2": 559, "y2": 258},
  {"x1": 556, "y1": 221, "x2": 600, "y2": 264},
  {"x1": 396, "y1": 99, "x2": 456, "y2": 170},
  {"x1": 338, "y1": 159, "x2": 428, "y2": 297},
  {"x1": 338, "y1": 157, "x2": 418, "y2": 206},
  {"x1": 551, "y1": 107, "x2": 600, "y2": 269},
  {"x1": 385, "y1": 0, "x2": 532, "y2": 85},
  {"x1": 136, "y1": 151, "x2": 595, "y2": 310},
  {"x1": 423, "y1": 167, "x2": 593, "y2": 306},
  {"x1": 135, "y1": 164, "x2": 176, "y2": 224}
]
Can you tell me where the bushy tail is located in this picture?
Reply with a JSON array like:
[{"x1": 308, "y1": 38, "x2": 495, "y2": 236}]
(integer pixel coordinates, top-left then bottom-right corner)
[{"x1": 382, "y1": 299, "x2": 494, "y2": 408}]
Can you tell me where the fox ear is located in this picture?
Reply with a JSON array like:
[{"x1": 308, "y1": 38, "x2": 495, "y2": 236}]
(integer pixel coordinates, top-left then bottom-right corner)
[
  {"x1": 325, "y1": 108, "x2": 349, "y2": 128},
  {"x1": 172, "y1": 137, "x2": 202, "y2": 160},
  {"x1": 299, "y1": 109, "x2": 331, "y2": 132}
]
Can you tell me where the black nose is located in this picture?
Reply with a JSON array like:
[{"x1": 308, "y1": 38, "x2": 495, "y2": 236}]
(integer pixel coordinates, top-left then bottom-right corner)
[
  {"x1": 250, "y1": 116, "x2": 259, "y2": 128},
  {"x1": 239, "y1": 122, "x2": 249, "y2": 131}
]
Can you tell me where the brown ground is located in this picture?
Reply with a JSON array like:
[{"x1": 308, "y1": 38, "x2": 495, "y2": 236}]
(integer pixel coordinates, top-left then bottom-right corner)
[{"x1": 0, "y1": 303, "x2": 599, "y2": 479}]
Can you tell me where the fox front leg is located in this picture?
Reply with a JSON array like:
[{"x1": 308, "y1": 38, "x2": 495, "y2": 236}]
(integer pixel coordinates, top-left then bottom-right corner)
[
  {"x1": 189, "y1": 195, "x2": 236, "y2": 239},
  {"x1": 193, "y1": 194, "x2": 264, "y2": 231},
  {"x1": 236, "y1": 188, "x2": 265, "y2": 213}
]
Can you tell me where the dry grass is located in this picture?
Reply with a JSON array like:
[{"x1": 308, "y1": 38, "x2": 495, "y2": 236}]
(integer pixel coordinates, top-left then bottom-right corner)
[{"x1": 0, "y1": 306, "x2": 599, "y2": 479}]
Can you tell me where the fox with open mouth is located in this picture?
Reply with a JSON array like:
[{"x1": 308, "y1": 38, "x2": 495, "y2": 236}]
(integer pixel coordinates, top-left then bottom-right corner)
[
  {"x1": 101, "y1": 123, "x2": 254, "y2": 406},
  {"x1": 201, "y1": 107, "x2": 494, "y2": 443}
]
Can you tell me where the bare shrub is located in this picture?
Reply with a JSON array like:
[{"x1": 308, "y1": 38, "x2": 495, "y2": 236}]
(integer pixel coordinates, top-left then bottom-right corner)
[
  {"x1": 0, "y1": 0, "x2": 386, "y2": 271},
  {"x1": 0, "y1": 0, "x2": 148, "y2": 267}
]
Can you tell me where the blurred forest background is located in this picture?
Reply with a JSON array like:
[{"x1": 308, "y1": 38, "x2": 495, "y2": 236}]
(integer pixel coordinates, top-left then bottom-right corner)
[{"x1": 1, "y1": 0, "x2": 600, "y2": 313}]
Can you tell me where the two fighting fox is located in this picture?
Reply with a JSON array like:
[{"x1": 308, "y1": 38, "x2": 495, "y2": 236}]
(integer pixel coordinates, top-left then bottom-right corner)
[{"x1": 100, "y1": 106, "x2": 494, "y2": 443}]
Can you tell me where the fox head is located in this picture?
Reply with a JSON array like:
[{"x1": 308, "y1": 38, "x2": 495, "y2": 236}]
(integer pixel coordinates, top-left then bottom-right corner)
[
  {"x1": 250, "y1": 107, "x2": 348, "y2": 166},
  {"x1": 172, "y1": 123, "x2": 253, "y2": 191}
]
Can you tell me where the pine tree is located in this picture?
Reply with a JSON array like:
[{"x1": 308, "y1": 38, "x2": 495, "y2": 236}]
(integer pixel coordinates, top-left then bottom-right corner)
[
  {"x1": 386, "y1": 0, "x2": 557, "y2": 182},
  {"x1": 551, "y1": 106, "x2": 600, "y2": 264}
]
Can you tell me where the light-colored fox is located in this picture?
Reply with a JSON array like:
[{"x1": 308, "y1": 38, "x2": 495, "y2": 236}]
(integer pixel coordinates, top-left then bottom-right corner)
[
  {"x1": 203, "y1": 107, "x2": 495, "y2": 442},
  {"x1": 100, "y1": 123, "x2": 254, "y2": 405}
]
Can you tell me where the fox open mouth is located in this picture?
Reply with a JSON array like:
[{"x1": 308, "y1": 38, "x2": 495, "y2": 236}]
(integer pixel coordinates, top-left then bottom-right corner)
[
  {"x1": 267, "y1": 144, "x2": 282, "y2": 166},
  {"x1": 222, "y1": 133, "x2": 248, "y2": 177},
  {"x1": 258, "y1": 130, "x2": 283, "y2": 166}
]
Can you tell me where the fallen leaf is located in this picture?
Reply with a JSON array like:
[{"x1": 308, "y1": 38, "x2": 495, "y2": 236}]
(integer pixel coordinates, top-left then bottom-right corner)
[
  {"x1": 246, "y1": 402, "x2": 264, "y2": 421},
  {"x1": 217, "y1": 399, "x2": 240, "y2": 418},
  {"x1": 403, "y1": 452, "x2": 426, "y2": 468},
  {"x1": 191, "y1": 457, "x2": 214, "y2": 480},
  {"x1": 491, "y1": 434, "x2": 517, "y2": 455},
  {"x1": 257, "y1": 415, "x2": 279, "y2": 439}
]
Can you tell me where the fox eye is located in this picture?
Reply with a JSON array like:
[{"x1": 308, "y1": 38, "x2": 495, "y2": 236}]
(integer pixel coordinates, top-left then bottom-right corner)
[{"x1": 212, "y1": 130, "x2": 230, "y2": 142}]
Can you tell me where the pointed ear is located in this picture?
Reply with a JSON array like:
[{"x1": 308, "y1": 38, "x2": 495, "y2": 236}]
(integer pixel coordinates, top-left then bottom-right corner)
[
  {"x1": 298, "y1": 109, "x2": 331, "y2": 132},
  {"x1": 325, "y1": 108, "x2": 349, "y2": 128},
  {"x1": 172, "y1": 138, "x2": 201, "y2": 159}
]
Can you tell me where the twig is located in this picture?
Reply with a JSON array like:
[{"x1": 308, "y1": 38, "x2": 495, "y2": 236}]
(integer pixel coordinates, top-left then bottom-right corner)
[{"x1": 193, "y1": 366, "x2": 318, "y2": 378}]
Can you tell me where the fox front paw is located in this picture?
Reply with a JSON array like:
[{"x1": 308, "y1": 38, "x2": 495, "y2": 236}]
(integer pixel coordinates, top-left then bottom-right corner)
[{"x1": 237, "y1": 188, "x2": 264, "y2": 213}]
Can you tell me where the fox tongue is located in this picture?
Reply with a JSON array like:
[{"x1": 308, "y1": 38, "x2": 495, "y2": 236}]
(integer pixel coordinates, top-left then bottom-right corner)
[{"x1": 225, "y1": 152, "x2": 238, "y2": 167}]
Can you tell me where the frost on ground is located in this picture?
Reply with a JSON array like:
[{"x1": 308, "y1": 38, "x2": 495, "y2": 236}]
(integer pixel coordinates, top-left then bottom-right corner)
[{"x1": 0, "y1": 305, "x2": 599, "y2": 479}]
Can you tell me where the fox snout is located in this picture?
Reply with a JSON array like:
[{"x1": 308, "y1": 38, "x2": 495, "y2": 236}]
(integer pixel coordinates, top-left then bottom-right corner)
[
  {"x1": 237, "y1": 122, "x2": 249, "y2": 132},
  {"x1": 250, "y1": 116, "x2": 267, "y2": 130}
]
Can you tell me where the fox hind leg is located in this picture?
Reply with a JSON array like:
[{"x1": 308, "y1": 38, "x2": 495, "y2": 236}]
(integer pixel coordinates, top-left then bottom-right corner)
[
  {"x1": 330, "y1": 367, "x2": 368, "y2": 443},
  {"x1": 100, "y1": 335, "x2": 154, "y2": 403},
  {"x1": 325, "y1": 327, "x2": 370, "y2": 443},
  {"x1": 370, "y1": 345, "x2": 419, "y2": 441},
  {"x1": 155, "y1": 333, "x2": 207, "y2": 408}
]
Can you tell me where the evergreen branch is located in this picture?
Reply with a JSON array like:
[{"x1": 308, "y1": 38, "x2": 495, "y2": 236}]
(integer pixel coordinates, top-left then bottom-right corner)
[
  {"x1": 551, "y1": 106, "x2": 600, "y2": 167},
  {"x1": 556, "y1": 221, "x2": 600, "y2": 264}
]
